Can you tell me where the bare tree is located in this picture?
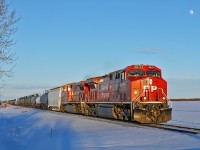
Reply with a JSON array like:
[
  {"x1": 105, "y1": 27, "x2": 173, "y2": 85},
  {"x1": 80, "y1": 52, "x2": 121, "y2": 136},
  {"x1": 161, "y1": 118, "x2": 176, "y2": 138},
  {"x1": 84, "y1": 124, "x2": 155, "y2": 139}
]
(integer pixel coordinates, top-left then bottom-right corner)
[{"x1": 0, "y1": 0, "x2": 19, "y2": 80}]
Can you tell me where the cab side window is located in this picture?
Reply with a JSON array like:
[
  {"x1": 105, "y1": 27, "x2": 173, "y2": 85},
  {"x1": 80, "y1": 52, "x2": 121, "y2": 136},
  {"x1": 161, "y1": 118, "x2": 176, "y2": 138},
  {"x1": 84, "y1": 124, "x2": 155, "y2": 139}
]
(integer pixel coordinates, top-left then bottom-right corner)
[
  {"x1": 120, "y1": 71, "x2": 126, "y2": 81},
  {"x1": 115, "y1": 72, "x2": 120, "y2": 79}
]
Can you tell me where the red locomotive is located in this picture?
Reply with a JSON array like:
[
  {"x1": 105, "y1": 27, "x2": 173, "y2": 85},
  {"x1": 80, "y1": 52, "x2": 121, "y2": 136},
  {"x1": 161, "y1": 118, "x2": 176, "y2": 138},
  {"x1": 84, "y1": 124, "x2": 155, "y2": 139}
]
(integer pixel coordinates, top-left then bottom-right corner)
[{"x1": 60, "y1": 64, "x2": 172, "y2": 123}]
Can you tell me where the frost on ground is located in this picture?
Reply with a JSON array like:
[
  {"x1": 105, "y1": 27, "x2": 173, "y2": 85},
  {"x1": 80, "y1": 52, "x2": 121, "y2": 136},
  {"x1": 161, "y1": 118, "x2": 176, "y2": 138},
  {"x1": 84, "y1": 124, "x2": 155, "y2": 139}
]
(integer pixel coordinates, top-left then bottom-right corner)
[{"x1": 0, "y1": 102, "x2": 200, "y2": 150}]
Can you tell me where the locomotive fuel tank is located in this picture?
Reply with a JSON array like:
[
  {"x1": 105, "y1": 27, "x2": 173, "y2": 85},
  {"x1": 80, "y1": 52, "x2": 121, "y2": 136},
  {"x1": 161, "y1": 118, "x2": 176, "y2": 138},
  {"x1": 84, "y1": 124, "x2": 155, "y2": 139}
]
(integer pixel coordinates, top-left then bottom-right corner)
[{"x1": 96, "y1": 104, "x2": 115, "y2": 119}]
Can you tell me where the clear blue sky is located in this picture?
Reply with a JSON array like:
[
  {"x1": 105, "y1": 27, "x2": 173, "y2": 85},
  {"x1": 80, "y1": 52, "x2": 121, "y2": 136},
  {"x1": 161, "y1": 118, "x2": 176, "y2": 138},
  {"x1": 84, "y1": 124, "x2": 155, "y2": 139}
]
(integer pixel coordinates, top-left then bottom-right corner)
[{"x1": 1, "y1": 0, "x2": 200, "y2": 99}]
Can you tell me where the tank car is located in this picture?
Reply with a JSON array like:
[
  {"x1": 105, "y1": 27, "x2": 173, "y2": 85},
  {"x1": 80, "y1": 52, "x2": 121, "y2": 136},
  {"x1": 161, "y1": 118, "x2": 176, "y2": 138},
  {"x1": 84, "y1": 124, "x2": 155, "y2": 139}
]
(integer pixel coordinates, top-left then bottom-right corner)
[
  {"x1": 35, "y1": 91, "x2": 48, "y2": 109},
  {"x1": 30, "y1": 94, "x2": 40, "y2": 108},
  {"x1": 18, "y1": 96, "x2": 25, "y2": 106},
  {"x1": 7, "y1": 99, "x2": 16, "y2": 105}
]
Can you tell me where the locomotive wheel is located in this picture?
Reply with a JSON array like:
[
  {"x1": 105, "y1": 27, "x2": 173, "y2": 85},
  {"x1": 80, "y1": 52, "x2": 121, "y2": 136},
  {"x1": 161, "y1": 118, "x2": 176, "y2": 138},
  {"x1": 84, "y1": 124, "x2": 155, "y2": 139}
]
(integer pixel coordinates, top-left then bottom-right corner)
[
  {"x1": 74, "y1": 104, "x2": 81, "y2": 114},
  {"x1": 83, "y1": 104, "x2": 89, "y2": 116},
  {"x1": 85, "y1": 106, "x2": 92, "y2": 116},
  {"x1": 112, "y1": 105, "x2": 124, "y2": 120},
  {"x1": 60, "y1": 106, "x2": 65, "y2": 112},
  {"x1": 81, "y1": 103, "x2": 92, "y2": 116},
  {"x1": 112, "y1": 106, "x2": 118, "y2": 119}
]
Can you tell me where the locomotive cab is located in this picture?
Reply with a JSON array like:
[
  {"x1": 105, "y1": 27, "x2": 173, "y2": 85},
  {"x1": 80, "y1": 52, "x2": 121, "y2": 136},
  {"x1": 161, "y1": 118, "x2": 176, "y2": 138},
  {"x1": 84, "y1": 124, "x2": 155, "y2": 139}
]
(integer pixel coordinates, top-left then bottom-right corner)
[{"x1": 126, "y1": 65, "x2": 172, "y2": 123}]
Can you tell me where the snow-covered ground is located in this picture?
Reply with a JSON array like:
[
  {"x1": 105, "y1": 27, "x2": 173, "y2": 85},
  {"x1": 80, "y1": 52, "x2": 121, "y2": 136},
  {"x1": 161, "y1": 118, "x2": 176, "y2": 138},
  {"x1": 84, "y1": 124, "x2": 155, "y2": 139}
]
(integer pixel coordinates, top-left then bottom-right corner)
[
  {"x1": 0, "y1": 102, "x2": 200, "y2": 150},
  {"x1": 167, "y1": 101, "x2": 200, "y2": 128}
]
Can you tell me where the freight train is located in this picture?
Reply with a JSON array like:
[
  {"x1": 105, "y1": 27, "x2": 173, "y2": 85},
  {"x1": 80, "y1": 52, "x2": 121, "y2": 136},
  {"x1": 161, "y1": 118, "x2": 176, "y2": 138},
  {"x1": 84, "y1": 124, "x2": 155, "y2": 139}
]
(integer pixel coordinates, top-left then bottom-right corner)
[{"x1": 7, "y1": 64, "x2": 172, "y2": 123}]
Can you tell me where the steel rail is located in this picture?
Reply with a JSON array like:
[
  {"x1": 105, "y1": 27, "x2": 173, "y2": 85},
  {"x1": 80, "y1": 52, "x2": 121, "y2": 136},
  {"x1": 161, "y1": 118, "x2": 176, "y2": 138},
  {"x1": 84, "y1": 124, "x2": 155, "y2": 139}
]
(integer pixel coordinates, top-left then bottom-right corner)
[{"x1": 143, "y1": 123, "x2": 200, "y2": 134}]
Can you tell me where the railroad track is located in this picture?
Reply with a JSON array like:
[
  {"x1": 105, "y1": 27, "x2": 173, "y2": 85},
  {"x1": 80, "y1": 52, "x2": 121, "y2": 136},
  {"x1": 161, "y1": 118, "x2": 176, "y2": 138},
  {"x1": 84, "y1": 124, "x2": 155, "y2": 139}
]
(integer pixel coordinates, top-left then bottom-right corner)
[
  {"x1": 50, "y1": 110, "x2": 200, "y2": 134},
  {"x1": 66, "y1": 114, "x2": 200, "y2": 134},
  {"x1": 143, "y1": 123, "x2": 200, "y2": 134}
]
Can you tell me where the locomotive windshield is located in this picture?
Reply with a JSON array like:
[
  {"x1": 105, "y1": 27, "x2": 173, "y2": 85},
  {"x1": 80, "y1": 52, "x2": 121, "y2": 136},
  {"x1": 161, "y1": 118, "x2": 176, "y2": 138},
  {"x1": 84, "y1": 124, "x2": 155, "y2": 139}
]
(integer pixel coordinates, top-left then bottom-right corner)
[
  {"x1": 128, "y1": 70, "x2": 144, "y2": 77},
  {"x1": 146, "y1": 71, "x2": 161, "y2": 77}
]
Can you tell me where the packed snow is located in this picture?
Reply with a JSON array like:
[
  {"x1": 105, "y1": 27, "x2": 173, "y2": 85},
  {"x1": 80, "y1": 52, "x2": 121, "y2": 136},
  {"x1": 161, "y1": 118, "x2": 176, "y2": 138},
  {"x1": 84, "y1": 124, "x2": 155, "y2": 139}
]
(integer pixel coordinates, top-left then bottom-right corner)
[{"x1": 0, "y1": 102, "x2": 200, "y2": 150}]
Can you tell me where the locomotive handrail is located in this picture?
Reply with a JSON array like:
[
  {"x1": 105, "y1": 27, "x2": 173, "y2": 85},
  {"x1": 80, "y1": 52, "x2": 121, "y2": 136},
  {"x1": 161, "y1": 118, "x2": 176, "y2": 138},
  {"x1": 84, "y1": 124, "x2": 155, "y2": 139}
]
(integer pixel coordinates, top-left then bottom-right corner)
[
  {"x1": 158, "y1": 88, "x2": 170, "y2": 101},
  {"x1": 158, "y1": 88, "x2": 172, "y2": 108},
  {"x1": 133, "y1": 90, "x2": 145, "y2": 102}
]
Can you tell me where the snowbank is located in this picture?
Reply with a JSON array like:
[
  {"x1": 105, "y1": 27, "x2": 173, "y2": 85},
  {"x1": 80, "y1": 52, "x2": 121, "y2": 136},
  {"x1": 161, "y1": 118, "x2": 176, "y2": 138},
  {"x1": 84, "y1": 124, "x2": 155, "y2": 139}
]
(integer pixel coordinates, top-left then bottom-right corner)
[{"x1": 0, "y1": 102, "x2": 200, "y2": 150}]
